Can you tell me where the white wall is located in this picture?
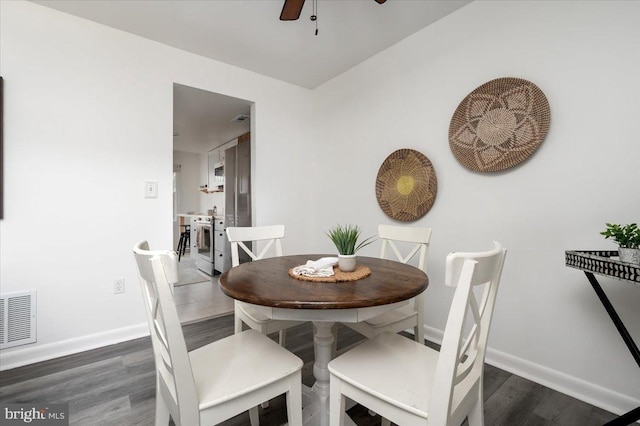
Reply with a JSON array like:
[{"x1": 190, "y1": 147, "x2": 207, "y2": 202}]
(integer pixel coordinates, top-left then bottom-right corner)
[
  {"x1": 172, "y1": 150, "x2": 200, "y2": 247},
  {"x1": 173, "y1": 152, "x2": 200, "y2": 216},
  {"x1": 1, "y1": 0, "x2": 639, "y2": 418},
  {"x1": 312, "y1": 0, "x2": 640, "y2": 416},
  {"x1": 0, "y1": 0, "x2": 313, "y2": 365}
]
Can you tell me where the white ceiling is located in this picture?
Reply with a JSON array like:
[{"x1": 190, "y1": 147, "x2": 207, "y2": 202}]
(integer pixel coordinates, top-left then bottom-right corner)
[
  {"x1": 173, "y1": 84, "x2": 251, "y2": 153},
  {"x1": 31, "y1": 0, "x2": 472, "y2": 152}
]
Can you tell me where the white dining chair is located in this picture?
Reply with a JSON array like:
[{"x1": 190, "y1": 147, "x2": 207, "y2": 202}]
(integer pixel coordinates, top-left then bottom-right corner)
[
  {"x1": 226, "y1": 225, "x2": 306, "y2": 347},
  {"x1": 328, "y1": 241, "x2": 507, "y2": 426},
  {"x1": 343, "y1": 224, "x2": 431, "y2": 344},
  {"x1": 133, "y1": 240, "x2": 303, "y2": 426}
]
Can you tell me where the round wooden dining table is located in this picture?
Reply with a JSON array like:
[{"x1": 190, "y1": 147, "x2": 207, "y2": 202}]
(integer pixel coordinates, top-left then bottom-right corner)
[{"x1": 219, "y1": 254, "x2": 428, "y2": 426}]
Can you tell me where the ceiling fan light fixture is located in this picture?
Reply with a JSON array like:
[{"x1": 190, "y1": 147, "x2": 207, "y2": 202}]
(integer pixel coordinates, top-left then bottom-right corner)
[
  {"x1": 311, "y1": 0, "x2": 318, "y2": 35},
  {"x1": 280, "y1": 0, "x2": 305, "y2": 21},
  {"x1": 279, "y1": 0, "x2": 385, "y2": 34}
]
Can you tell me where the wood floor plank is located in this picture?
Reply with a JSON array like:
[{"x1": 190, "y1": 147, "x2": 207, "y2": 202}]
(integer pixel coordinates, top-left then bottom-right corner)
[
  {"x1": 484, "y1": 374, "x2": 550, "y2": 425},
  {"x1": 0, "y1": 315, "x2": 619, "y2": 425},
  {"x1": 71, "y1": 395, "x2": 133, "y2": 426},
  {"x1": 533, "y1": 386, "x2": 601, "y2": 426}
]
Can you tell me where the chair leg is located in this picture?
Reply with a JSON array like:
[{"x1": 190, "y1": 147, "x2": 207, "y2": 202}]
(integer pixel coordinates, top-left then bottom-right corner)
[
  {"x1": 286, "y1": 374, "x2": 303, "y2": 426},
  {"x1": 177, "y1": 230, "x2": 189, "y2": 261},
  {"x1": 155, "y1": 391, "x2": 170, "y2": 426},
  {"x1": 249, "y1": 406, "x2": 259, "y2": 426},
  {"x1": 278, "y1": 330, "x2": 287, "y2": 347},
  {"x1": 415, "y1": 297, "x2": 425, "y2": 344},
  {"x1": 330, "y1": 376, "x2": 346, "y2": 426},
  {"x1": 414, "y1": 323, "x2": 424, "y2": 344},
  {"x1": 467, "y1": 390, "x2": 484, "y2": 426},
  {"x1": 176, "y1": 235, "x2": 184, "y2": 261},
  {"x1": 262, "y1": 324, "x2": 272, "y2": 409},
  {"x1": 182, "y1": 234, "x2": 188, "y2": 257},
  {"x1": 234, "y1": 311, "x2": 244, "y2": 334}
]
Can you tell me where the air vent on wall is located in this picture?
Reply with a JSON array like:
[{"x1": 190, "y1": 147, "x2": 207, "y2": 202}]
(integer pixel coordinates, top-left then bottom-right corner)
[
  {"x1": 231, "y1": 114, "x2": 250, "y2": 123},
  {"x1": 0, "y1": 290, "x2": 37, "y2": 349}
]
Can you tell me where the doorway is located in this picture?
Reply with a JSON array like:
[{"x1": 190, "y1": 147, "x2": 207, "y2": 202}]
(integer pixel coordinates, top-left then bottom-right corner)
[
  {"x1": 172, "y1": 83, "x2": 252, "y2": 248},
  {"x1": 172, "y1": 83, "x2": 253, "y2": 323}
]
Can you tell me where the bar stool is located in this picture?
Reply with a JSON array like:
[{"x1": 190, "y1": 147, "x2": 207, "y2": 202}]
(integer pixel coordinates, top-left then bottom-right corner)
[{"x1": 177, "y1": 224, "x2": 190, "y2": 261}]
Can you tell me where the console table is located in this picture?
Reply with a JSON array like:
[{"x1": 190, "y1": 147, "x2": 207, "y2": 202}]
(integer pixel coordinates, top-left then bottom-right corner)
[{"x1": 565, "y1": 250, "x2": 640, "y2": 425}]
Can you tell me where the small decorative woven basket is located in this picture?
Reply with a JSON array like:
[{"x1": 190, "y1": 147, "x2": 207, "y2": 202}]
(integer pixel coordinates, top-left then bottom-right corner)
[{"x1": 375, "y1": 149, "x2": 437, "y2": 222}]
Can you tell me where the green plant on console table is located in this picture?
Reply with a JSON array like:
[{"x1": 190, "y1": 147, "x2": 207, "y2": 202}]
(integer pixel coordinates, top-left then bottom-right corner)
[
  {"x1": 326, "y1": 224, "x2": 375, "y2": 255},
  {"x1": 600, "y1": 223, "x2": 640, "y2": 249}
]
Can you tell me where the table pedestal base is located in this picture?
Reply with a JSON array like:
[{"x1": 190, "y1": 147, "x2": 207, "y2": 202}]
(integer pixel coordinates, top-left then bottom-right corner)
[
  {"x1": 294, "y1": 321, "x2": 356, "y2": 426},
  {"x1": 300, "y1": 386, "x2": 356, "y2": 426}
]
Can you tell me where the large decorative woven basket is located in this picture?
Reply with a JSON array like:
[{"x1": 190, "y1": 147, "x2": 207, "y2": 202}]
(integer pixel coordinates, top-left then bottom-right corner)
[
  {"x1": 449, "y1": 77, "x2": 551, "y2": 172},
  {"x1": 375, "y1": 149, "x2": 437, "y2": 222}
]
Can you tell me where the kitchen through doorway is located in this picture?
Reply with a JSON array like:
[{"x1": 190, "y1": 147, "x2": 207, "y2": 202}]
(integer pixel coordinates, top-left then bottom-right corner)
[
  {"x1": 172, "y1": 83, "x2": 253, "y2": 323},
  {"x1": 172, "y1": 83, "x2": 252, "y2": 244}
]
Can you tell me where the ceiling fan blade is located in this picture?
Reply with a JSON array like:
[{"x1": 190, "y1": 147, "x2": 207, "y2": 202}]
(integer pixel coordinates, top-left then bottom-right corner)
[
  {"x1": 280, "y1": 0, "x2": 305, "y2": 21},
  {"x1": 375, "y1": 0, "x2": 387, "y2": 3}
]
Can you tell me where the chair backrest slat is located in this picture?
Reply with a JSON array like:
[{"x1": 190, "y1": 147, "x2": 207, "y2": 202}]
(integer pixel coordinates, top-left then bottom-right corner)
[
  {"x1": 429, "y1": 241, "x2": 507, "y2": 426},
  {"x1": 378, "y1": 224, "x2": 431, "y2": 272},
  {"x1": 226, "y1": 225, "x2": 285, "y2": 267},
  {"x1": 237, "y1": 241, "x2": 258, "y2": 261},
  {"x1": 133, "y1": 240, "x2": 200, "y2": 426}
]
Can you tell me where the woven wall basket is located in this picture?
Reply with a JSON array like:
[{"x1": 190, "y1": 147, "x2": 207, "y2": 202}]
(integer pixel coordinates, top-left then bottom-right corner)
[
  {"x1": 449, "y1": 77, "x2": 551, "y2": 172},
  {"x1": 375, "y1": 149, "x2": 437, "y2": 222}
]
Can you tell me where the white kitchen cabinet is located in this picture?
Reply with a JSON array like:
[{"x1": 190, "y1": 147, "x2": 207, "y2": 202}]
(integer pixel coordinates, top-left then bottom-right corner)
[
  {"x1": 199, "y1": 154, "x2": 209, "y2": 191},
  {"x1": 213, "y1": 218, "x2": 231, "y2": 273},
  {"x1": 205, "y1": 138, "x2": 239, "y2": 193},
  {"x1": 207, "y1": 149, "x2": 220, "y2": 189},
  {"x1": 190, "y1": 216, "x2": 198, "y2": 257},
  {"x1": 208, "y1": 153, "x2": 224, "y2": 192}
]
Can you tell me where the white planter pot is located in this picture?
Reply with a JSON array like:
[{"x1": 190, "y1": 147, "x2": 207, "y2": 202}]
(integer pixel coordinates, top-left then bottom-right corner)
[
  {"x1": 338, "y1": 254, "x2": 357, "y2": 272},
  {"x1": 618, "y1": 247, "x2": 640, "y2": 265}
]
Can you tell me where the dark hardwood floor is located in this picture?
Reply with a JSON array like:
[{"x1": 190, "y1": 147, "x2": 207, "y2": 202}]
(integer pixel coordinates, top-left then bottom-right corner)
[{"x1": 0, "y1": 315, "x2": 617, "y2": 425}]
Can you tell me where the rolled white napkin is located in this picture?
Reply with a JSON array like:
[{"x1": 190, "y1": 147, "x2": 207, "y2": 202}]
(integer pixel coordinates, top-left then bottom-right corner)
[{"x1": 292, "y1": 257, "x2": 339, "y2": 277}]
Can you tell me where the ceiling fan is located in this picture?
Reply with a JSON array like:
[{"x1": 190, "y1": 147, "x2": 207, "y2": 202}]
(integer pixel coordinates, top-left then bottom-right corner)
[{"x1": 280, "y1": 0, "x2": 386, "y2": 21}]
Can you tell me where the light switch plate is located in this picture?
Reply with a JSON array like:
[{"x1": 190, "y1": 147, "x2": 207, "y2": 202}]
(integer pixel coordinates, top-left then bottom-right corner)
[{"x1": 145, "y1": 181, "x2": 158, "y2": 198}]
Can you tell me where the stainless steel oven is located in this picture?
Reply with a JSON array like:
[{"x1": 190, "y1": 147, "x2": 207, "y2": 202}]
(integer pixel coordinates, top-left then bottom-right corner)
[{"x1": 194, "y1": 215, "x2": 214, "y2": 275}]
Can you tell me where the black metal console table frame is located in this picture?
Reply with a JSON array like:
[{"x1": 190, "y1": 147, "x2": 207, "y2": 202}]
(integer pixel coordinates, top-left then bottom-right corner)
[{"x1": 566, "y1": 250, "x2": 640, "y2": 426}]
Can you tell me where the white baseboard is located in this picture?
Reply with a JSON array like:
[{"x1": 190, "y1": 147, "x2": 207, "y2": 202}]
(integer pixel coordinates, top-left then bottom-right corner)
[
  {"x1": 422, "y1": 325, "x2": 640, "y2": 421},
  {"x1": 0, "y1": 322, "x2": 149, "y2": 371}
]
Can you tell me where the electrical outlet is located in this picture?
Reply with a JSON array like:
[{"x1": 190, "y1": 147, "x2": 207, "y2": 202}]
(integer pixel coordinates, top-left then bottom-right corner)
[{"x1": 113, "y1": 278, "x2": 125, "y2": 294}]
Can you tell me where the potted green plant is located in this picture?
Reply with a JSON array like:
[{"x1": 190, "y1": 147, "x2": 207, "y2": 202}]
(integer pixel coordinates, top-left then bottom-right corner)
[
  {"x1": 326, "y1": 224, "x2": 375, "y2": 272},
  {"x1": 600, "y1": 223, "x2": 640, "y2": 264}
]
